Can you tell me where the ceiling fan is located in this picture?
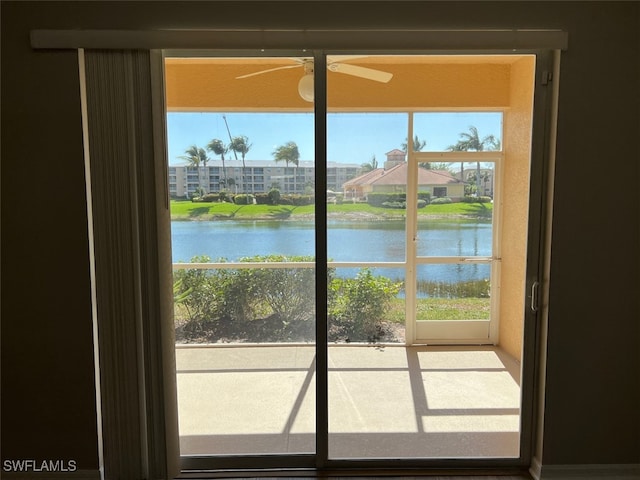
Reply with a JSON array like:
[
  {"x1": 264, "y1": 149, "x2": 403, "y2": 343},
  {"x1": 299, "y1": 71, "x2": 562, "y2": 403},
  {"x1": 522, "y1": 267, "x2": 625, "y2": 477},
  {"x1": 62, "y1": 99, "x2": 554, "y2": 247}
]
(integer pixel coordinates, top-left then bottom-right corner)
[{"x1": 235, "y1": 57, "x2": 393, "y2": 102}]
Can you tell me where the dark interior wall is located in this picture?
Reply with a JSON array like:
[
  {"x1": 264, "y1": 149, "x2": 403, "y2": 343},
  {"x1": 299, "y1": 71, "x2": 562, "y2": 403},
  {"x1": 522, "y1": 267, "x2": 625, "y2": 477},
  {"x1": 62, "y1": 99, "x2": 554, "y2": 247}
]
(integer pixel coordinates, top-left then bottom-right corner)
[
  {"x1": 1, "y1": 4, "x2": 98, "y2": 468},
  {"x1": 1, "y1": 1, "x2": 638, "y2": 472},
  {"x1": 536, "y1": 5, "x2": 639, "y2": 464}
]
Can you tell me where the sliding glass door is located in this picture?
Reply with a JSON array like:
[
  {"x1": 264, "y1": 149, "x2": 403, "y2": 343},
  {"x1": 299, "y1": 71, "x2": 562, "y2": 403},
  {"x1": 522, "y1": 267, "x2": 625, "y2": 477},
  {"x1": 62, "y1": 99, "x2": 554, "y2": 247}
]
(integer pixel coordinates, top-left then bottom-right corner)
[
  {"x1": 167, "y1": 56, "x2": 318, "y2": 458},
  {"x1": 163, "y1": 50, "x2": 543, "y2": 469}
]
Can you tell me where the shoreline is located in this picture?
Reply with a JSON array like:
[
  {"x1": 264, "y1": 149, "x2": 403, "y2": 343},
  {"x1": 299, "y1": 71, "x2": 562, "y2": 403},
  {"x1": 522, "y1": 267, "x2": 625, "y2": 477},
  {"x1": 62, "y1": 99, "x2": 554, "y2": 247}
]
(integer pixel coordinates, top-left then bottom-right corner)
[
  {"x1": 171, "y1": 211, "x2": 490, "y2": 222},
  {"x1": 171, "y1": 214, "x2": 488, "y2": 222}
]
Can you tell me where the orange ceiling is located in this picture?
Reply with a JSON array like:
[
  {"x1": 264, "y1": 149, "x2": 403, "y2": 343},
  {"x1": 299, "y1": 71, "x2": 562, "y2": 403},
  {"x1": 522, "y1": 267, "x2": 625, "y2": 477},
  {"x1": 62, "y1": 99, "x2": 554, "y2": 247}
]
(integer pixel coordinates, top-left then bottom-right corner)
[{"x1": 165, "y1": 55, "x2": 531, "y2": 112}]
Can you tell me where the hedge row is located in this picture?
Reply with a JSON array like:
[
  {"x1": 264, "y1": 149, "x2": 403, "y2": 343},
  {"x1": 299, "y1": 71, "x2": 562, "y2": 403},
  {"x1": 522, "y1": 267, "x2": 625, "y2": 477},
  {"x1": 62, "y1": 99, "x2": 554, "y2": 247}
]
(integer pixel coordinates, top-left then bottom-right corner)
[
  {"x1": 174, "y1": 255, "x2": 402, "y2": 343},
  {"x1": 367, "y1": 191, "x2": 431, "y2": 207},
  {"x1": 461, "y1": 195, "x2": 493, "y2": 204},
  {"x1": 192, "y1": 191, "x2": 314, "y2": 206}
]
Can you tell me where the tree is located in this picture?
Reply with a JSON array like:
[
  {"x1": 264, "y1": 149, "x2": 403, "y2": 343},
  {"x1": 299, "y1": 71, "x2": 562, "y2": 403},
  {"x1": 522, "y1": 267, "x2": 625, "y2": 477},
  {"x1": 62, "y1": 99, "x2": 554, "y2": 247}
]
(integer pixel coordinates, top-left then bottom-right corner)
[
  {"x1": 304, "y1": 181, "x2": 315, "y2": 195},
  {"x1": 267, "y1": 187, "x2": 281, "y2": 205},
  {"x1": 401, "y1": 135, "x2": 427, "y2": 152},
  {"x1": 207, "y1": 138, "x2": 228, "y2": 190},
  {"x1": 448, "y1": 125, "x2": 498, "y2": 152},
  {"x1": 179, "y1": 145, "x2": 209, "y2": 167},
  {"x1": 447, "y1": 126, "x2": 499, "y2": 196},
  {"x1": 178, "y1": 145, "x2": 209, "y2": 194},
  {"x1": 429, "y1": 162, "x2": 453, "y2": 173},
  {"x1": 360, "y1": 155, "x2": 378, "y2": 174},
  {"x1": 272, "y1": 141, "x2": 300, "y2": 168},
  {"x1": 468, "y1": 170, "x2": 492, "y2": 196},
  {"x1": 402, "y1": 135, "x2": 431, "y2": 169},
  {"x1": 272, "y1": 141, "x2": 300, "y2": 193},
  {"x1": 229, "y1": 135, "x2": 252, "y2": 194}
]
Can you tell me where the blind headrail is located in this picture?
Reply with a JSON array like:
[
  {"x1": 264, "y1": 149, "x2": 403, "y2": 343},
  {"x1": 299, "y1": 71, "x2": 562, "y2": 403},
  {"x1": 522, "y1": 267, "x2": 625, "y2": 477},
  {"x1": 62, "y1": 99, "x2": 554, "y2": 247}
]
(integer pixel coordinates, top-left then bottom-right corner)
[{"x1": 31, "y1": 28, "x2": 568, "y2": 51}]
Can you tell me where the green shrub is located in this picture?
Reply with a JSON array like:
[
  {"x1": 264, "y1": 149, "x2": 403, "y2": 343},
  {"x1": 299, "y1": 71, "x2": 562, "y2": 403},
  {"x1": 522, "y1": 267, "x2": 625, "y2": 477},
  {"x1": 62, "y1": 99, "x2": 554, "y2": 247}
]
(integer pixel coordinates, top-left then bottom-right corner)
[
  {"x1": 380, "y1": 199, "x2": 427, "y2": 209},
  {"x1": 328, "y1": 268, "x2": 402, "y2": 342},
  {"x1": 267, "y1": 188, "x2": 281, "y2": 205},
  {"x1": 173, "y1": 255, "x2": 222, "y2": 331},
  {"x1": 194, "y1": 193, "x2": 220, "y2": 202},
  {"x1": 212, "y1": 266, "x2": 258, "y2": 324},
  {"x1": 417, "y1": 191, "x2": 431, "y2": 204},
  {"x1": 245, "y1": 255, "x2": 316, "y2": 334},
  {"x1": 175, "y1": 258, "x2": 407, "y2": 343},
  {"x1": 367, "y1": 192, "x2": 406, "y2": 207},
  {"x1": 174, "y1": 255, "x2": 320, "y2": 341},
  {"x1": 281, "y1": 194, "x2": 314, "y2": 206},
  {"x1": 430, "y1": 196, "x2": 453, "y2": 204},
  {"x1": 367, "y1": 192, "x2": 429, "y2": 207},
  {"x1": 461, "y1": 195, "x2": 492, "y2": 204},
  {"x1": 253, "y1": 193, "x2": 271, "y2": 205},
  {"x1": 190, "y1": 187, "x2": 206, "y2": 201},
  {"x1": 381, "y1": 201, "x2": 406, "y2": 209},
  {"x1": 234, "y1": 194, "x2": 255, "y2": 205}
]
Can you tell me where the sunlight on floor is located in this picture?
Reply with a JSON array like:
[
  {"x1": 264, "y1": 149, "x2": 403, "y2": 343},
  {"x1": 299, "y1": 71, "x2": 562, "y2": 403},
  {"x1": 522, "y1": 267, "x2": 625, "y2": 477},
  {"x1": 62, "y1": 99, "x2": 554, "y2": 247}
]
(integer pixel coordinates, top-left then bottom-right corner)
[{"x1": 176, "y1": 344, "x2": 520, "y2": 458}]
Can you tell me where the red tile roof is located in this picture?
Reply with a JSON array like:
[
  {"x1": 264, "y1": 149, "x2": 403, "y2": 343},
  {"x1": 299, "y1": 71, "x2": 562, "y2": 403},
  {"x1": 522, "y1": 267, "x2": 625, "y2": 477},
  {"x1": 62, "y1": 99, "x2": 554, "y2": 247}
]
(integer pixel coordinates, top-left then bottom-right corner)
[
  {"x1": 343, "y1": 163, "x2": 463, "y2": 187},
  {"x1": 385, "y1": 148, "x2": 407, "y2": 156}
]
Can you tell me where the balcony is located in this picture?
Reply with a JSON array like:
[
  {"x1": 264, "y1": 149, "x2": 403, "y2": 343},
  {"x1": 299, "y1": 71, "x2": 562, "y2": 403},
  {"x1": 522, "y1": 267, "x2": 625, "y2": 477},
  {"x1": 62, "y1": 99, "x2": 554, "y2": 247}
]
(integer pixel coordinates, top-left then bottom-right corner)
[
  {"x1": 176, "y1": 343, "x2": 521, "y2": 459},
  {"x1": 172, "y1": 244, "x2": 521, "y2": 461}
]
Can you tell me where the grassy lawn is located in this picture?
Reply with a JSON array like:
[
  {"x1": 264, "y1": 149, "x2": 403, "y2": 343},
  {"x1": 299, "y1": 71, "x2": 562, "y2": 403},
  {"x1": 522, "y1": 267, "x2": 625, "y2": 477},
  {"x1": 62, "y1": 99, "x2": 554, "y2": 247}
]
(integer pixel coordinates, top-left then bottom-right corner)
[
  {"x1": 386, "y1": 297, "x2": 491, "y2": 323},
  {"x1": 170, "y1": 199, "x2": 492, "y2": 220},
  {"x1": 423, "y1": 201, "x2": 492, "y2": 218},
  {"x1": 171, "y1": 200, "x2": 302, "y2": 220}
]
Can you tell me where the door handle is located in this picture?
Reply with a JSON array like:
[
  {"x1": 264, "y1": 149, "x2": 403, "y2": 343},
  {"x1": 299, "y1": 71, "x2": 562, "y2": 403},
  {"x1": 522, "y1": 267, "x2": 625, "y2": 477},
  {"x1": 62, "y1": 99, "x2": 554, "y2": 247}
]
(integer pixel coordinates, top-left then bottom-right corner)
[{"x1": 530, "y1": 281, "x2": 539, "y2": 312}]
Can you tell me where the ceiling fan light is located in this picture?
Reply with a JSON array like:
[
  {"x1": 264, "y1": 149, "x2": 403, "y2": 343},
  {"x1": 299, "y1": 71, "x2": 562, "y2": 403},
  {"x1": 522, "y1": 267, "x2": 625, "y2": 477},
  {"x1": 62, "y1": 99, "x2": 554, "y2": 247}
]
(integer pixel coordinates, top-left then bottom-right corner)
[{"x1": 298, "y1": 74, "x2": 314, "y2": 102}]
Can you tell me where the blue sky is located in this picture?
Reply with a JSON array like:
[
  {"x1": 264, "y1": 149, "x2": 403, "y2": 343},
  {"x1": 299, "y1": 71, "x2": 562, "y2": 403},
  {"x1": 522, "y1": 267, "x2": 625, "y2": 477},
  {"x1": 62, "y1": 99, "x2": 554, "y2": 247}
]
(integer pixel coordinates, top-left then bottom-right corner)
[{"x1": 166, "y1": 111, "x2": 503, "y2": 165}]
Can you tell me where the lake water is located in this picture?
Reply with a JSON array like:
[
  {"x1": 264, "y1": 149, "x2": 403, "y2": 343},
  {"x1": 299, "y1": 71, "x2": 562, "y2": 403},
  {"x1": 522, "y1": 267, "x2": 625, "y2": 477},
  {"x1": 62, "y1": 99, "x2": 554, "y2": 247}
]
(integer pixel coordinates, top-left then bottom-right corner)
[{"x1": 171, "y1": 219, "x2": 492, "y2": 284}]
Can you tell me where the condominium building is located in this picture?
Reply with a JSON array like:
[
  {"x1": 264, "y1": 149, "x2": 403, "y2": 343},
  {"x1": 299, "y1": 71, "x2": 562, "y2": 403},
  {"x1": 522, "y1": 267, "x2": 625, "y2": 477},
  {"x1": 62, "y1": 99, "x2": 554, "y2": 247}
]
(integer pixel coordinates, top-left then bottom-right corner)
[{"x1": 168, "y1": 160, "x2": 360, "y2": 197}]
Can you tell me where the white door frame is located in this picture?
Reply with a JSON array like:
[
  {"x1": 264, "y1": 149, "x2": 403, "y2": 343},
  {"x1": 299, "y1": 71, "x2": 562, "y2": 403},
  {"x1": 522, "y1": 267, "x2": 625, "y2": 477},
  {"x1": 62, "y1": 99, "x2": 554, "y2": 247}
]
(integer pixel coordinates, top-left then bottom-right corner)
[{"x1": 406, "y1": 145, "x2": 504, "y2": 345}]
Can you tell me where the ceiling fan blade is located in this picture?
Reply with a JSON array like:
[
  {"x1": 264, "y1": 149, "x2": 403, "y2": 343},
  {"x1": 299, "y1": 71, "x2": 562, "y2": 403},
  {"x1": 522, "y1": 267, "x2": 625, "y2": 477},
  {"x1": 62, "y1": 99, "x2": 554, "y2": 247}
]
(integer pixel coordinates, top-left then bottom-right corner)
[
  {"x1": 327, "y1": 55, "x2": 369, "y2": 64},
  {"x1": 328, "y1": 63, "x2": 393, "y2": 83},
  {"x1": 236, "y1": 64, "x2": 301, "y2": 79}
]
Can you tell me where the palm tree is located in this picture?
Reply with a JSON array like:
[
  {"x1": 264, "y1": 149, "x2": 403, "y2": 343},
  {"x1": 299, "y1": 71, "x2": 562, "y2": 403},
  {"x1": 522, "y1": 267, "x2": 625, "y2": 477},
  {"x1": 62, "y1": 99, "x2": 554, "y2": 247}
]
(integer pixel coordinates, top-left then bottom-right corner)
[
  {"x1": 207, "y1": 138, "x2": 228, "y2": 191},
  {"x1": 468, "y1": 170, "x2": 492, "y2": 196},
  {"x1": 179, "y1": 145, "x2": 208, "y2": 167},
  {"x1": 230, "y1": 135, "x2": 252, "y2": 194},
  {"x1": 402, "y1": 135, "x2": 430, "y2": 168},
  {"x1": 360, "y1": 155, "x2": 378, "y2": 174},
  {"x1": 449, "y1": 125, "x2": 498, "y2": 152},
  {"x1": 272, "y1": 141, "x2": 300, "y2": 168},
  {"x1": 178, "y1": 145, "x2": 209, "y2": 194},
  {"x1": 401, "y1": 134, "x2": 427, "y2": 152},
  {"x1": 447, "y1": 126, "x2": 499, "y2": 196},
  {"x1": 272, "y1": 141, "x2": 300, "y2": 193}
]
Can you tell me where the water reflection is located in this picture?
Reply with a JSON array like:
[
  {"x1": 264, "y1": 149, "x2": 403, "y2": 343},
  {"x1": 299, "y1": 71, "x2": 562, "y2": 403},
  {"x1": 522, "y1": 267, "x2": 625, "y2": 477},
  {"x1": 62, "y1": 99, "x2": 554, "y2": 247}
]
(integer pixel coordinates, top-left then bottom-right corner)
[{"x1": 173, "y1": 220, "x2": 490, "y2": 261}]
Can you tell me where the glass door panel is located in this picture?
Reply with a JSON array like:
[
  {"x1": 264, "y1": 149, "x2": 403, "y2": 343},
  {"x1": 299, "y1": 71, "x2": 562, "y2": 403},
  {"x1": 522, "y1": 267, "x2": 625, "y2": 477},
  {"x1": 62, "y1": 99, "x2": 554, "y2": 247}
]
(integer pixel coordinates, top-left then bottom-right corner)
[
  {"x1": 327, "y1": 55, "x2": 411, "y2": 459},
  {"x1": 326, "y1": 110, "x2": 407, "y2": 345},
  {"x1": 166, "y1": 55, "x2": 316, "y2": 457},
  {"x1": 164, "y1": 50, "x2": 541, "y2": 468},
  {"x1": 416, "y1": 217, "x2": 494, "y2": 257},
  {"x1": 413, "y1": 112, "x2": 503, "y2": 153},
  {"x1": 415, "y1": 264, "x2": 492, "y2": 341}
]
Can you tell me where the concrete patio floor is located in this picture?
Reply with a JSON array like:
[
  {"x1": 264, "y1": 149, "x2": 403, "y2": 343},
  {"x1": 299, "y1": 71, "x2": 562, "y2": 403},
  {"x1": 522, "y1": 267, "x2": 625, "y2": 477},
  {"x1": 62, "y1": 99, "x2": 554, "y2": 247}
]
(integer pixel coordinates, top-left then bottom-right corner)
[{"x1": 176, "y1": 344, "x2": 521, "y2": 459}]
